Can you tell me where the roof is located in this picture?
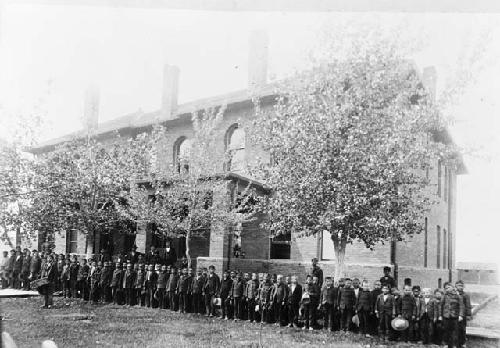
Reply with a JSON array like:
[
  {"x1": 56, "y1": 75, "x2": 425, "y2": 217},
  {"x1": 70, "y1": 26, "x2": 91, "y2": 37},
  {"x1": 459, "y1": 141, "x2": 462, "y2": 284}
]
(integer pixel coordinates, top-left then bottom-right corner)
[
  {"x1": 28, "y1": 83, "x2": 278, "y2": 154},
  {"x1": 456, "y1": 262, "x2": 498, "y2": 271}
]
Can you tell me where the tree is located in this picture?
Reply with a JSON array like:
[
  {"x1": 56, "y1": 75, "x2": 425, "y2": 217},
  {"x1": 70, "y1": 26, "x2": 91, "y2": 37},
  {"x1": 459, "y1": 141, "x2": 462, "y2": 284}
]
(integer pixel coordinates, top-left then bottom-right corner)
[
  {"x1": 251, "y1": 40, "x2": 460, "y2": 279},
  {"x1": 122, "y1": 108, "x2": 257, "y2": 268}
]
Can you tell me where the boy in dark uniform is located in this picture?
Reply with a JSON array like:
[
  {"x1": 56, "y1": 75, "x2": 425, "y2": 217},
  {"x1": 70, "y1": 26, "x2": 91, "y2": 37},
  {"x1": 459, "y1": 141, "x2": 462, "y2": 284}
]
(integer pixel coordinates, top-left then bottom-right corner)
[
  {"x1": 21, "y1": 249, "x2": 31, "y2": 290},
  {"x1": 167, "y1": 267, "x2": 180, "y2": 311},
  {"x1": 145, "y1": 264, "x2": 158, "y2": 308},
  {"x1": 245, "y1": 272, "x2": 259, "y2": 323},
  {"x1": 60, "y1": 258, "x2": 71, "y2": 298},
  {"x1": 220, "y1": 270, "x2": 232, "y2": 320},
  {"x1": 287, "y1": 275, "x2": 302, "y2": 328},
  {"x1": 272, "y1": 274, "x2": 288, "y2": 326},
  {"x1": 156, "y1": 265, "x2": 168, "y2": 309},
  {"x1": 134, "y1": 263, "x2": 146, "y2": 306},
  {"x1": 177, "y1": 267, "x2": 191, "y2": 313},
  {"x1": 231, "y1": 271, "x2": 245, "y2": 321},
  {"x1": 111, "y1": 262, "x2": 124, "y2": 305},
  {"x1": 99, "y1": 261, "x2": 112, "y2": 303},
  {"x1": 440, "y1": 282, "x2": 464, "y2": 348},
  {"x1": 191, "y1": 269, "x2": 204, "y2": 314},
  {"x1": 122, "y1": 263, "x2": 136, "y2": 306},
  {"x1": 356, "y1": 280, "x2": 373, "y2": 336},
  {"x1": 339, "y1": 278, "x2": 356, "y2": 332},
  {"x1": 69, "y1": 257, "x2": 80, "y2": 298},
  {"x1": 310, "y1": 258, "x2": 323, "y2": 287},
  {"x1": 396, "y1": 285, "x2": 417, "y2": 342},
  {"x1": 203, "y1": 265, "x2": 220, "y2": 317},
  {"x1": 455, "y1": 280, "x2": 472, "y2": 348},
  {"x1": 319, "y1": 276, "x2": 337, "y2": 331},
  {"x1": 370, "y1": 280, "x2": 382, "y2": 335},
  {"x1": 259, "y1": 273, "x2": 274, "y2": 324},
  {"x1": 374, "y1": 284, "x2": 396, "y2": 340},
  {"x1": 77, "y1": 259, "x2": 90, "y2": 300},
  {"x1": 89, "y1": 261, "x2": 102, "y2": 304}
]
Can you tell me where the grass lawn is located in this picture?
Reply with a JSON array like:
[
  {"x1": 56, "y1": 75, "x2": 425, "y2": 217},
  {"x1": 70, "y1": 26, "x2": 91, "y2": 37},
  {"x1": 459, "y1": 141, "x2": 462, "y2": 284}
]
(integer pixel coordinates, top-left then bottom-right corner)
[{"x1": 1, "y1": 297, "x2": 497, "y2": 348}]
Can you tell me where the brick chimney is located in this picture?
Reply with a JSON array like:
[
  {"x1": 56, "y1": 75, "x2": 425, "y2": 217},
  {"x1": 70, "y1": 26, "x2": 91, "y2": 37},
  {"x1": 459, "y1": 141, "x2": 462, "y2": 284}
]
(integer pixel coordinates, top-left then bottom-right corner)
[
  {"x1": 161, "y1": 64, "x2": 179, "y2": 120},
  {"x1": 83, "y1": 84, "x2": 100, "y2": 134},
  {"x1": 248, "y1": 30, "x2": 269, "y2": 89},
  {"x1": 422, "y1": 66, "x2": 437, "y2": 101}
]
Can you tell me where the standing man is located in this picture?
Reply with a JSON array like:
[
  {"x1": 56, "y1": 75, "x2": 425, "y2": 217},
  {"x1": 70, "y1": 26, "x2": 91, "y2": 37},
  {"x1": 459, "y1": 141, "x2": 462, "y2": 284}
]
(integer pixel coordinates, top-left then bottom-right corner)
[
  {"x1": 203, "y1": 265, "x2": 220, "y2": 317},
  {"x1": 29, "y1": 250, "x2": 42, "y2": 283},
  {"x1": 21, "y1": 249, "x2": 32, "y2": 290},
  {"x1": 310, "y1": 258, "x2": 323, "y2": 288},
  {"x1": 440, "y1": 282, "x2": 464, "y2": 348},
  {"x1": 455, "y1": 280, "x2": 472, "y2": 348}
]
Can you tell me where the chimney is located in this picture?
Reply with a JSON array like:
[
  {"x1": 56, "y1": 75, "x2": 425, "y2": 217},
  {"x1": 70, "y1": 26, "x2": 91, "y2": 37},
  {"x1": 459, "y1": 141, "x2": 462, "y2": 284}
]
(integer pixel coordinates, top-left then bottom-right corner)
[
  {"x1": 422, "y1": 66, "x2": 437, "y2": 101},
  {"x1": 83, "y1": 84, "x2": 100, "y2": 134},
  {"x1": 248, "y1": 30, "x2": 269, "y2": 89},
  {"x1": 161, "y1": 64, "x2": 179, "y2": 120}
]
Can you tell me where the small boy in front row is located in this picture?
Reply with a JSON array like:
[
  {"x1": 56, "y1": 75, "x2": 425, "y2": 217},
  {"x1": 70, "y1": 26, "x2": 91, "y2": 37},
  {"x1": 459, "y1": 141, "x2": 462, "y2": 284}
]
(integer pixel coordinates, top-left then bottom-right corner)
[
  {"x1": 319, "y1": 276, "x2": 337, "y2": 331},
  {"x1": 397, "y1": 285, "x2": 417, "y2": 342},
  {"x1": 374, "y1": 285, "x2": 395, "y2": 340},
  {"x1": 356, "y1": 280, "x2": 373, "y2": 337},
  {"x1": 455, "y1": 280, "x2": 472, "y2": 348}
]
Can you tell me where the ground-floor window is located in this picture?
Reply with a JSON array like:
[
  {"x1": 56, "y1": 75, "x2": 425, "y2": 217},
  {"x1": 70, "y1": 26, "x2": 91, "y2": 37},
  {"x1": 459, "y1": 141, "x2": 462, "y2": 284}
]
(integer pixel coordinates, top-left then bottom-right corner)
[
  {"x1": 66, "y1": 229, "x2": 78, "y2": 254},
  {"x1": 270, "y1": 232, "x2": 291, "y2": 259}
]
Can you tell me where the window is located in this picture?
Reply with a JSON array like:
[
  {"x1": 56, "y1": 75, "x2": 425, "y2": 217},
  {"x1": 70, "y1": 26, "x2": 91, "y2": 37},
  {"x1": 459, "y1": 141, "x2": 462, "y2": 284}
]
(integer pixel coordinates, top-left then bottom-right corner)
[
  {"x1": 437, "y1": 225, "x2": 441, "y2": 268},
  {"x1": 424, "y1": 217, "x2": 428, "y2": 267},
  {"x1": 437, "y1": 160, "x2": 442, "y2": 197},
  {"x1": 67, "y1": 230, "x2": 78, "y2": 254},
  {"x1": 225, "y1": 124, "x2": 246, "y2": 173},
  {"x1": 270, "y1": 233, "x2": 291, "y2": 259},
  {"x1": 173, "y1": 137, "x2": 192, "y2": 173},
  {"x1": 443, "y1": 229, "x2": 448, "y2": 269}
]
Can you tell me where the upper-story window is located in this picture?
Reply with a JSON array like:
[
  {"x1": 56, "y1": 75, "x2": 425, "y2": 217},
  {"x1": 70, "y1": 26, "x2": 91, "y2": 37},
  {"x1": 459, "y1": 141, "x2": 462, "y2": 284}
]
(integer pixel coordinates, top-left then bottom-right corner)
[
  {"x1": 173, "y1": 136, "x2": 192, "y2": 174},
  {"x1": 225, "y1": 124, "x2": 246, "y2": 173}
]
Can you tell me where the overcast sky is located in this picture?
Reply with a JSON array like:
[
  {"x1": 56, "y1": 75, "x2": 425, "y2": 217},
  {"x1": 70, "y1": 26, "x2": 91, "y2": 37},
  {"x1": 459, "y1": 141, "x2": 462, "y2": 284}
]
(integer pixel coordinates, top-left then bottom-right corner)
[{"x1": 0, "y1": 4, "x2": 499, "y2": 266}]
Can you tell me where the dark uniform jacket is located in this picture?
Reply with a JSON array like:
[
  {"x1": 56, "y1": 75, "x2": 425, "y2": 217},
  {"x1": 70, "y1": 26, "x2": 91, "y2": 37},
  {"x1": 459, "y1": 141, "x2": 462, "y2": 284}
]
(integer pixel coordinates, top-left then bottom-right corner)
[
  {"x1": 77, "y1": 264, "x2": 90, "y2": 281},
  {"x1": 192, "y1": 275, "x2": 205, "y2": 295},
  {"x1": 167, "y1": 273, "x2": 179, "y2": 293},
  {"x1": 380, "y1": 275, "x2": 396, "y2": 289},
  {"x1": 288, "y1": 283, "x2": 302, "y2": 305},
  {"x1": 272, "y1": 282, "x2": 289, "y2": 304},
  {"x1": 339, "y1": 287, "x2": 356, "y2": 310},
  {"x1": 418, "y1": 297, "x2": 440, "y2": 321},
  {"x1": 320, "y1": 285, "x2": 338, "y2": 306},
  {"x1": 41, "y1": 262, "x2": 58, "y2": 283},
  {"x1": 311, "y1": 266, "x2": 323, "y2": 287},
  {"x1": 111, "y1": 269, "x2": 124, "y2": 288},
  {"x1": 122, "y1": 270, "x2": 136, "y2": 289},
  {"x1": 69, "y1": 263, "x2": 79, "y2": 281},
  {"x1": 375, "y1": 293, "x2": 396, "y2": 316},
  {"x1": 30, "y1": 256, "x2": 42, "y2": 275},
  {"x1": 458, "y1": 291, "x2": 472, "y2": 317},
  {"x1": 356, "y1": 290, "x2": 373, "y2": 312},
  {"x1": 145, "y1": 271, "x2": 158, "y2": 290},
  {"x1": 441, "y1": 291, "x2": 464, "y2": 319},
  {"x1": 13, "y1": 255, "x2": 23, "y2": 272},
  {"x1": 244, "y1": 279, "x2": 259, "y2": 300},
  {"x1": 99, "y1": 267, "x2": 112, "y2": 288},
  {"x1": 177, "y1": 274, "x2": 192, "y2": 294},
  {"x1": 134, "y1": 270, "x2": 146, "y2": 289},
  {"x1": 231, "y1": 278, "x2": 245, "y2": 298},
  {"x1": 90, "y1": 268, "x2": 101, "y2": 288},
  {"x1": 220, "y1": 278, "x2": 232, "y2": 299},
  {"x1": 396, "y1": 294, "x2": 417, "y2": 319},
  {"x1": 21, "y1": 255, "x2": 31, "y2": 274},
  {"x1": 157, "y1": 272, "x2": 168, "y2": 289},
  {"x1": 203, "y1": 273, "x2": 220, "y2": 296},
  {"x1": 259, "y1": 281, "x2": 273, "y2": 304}
]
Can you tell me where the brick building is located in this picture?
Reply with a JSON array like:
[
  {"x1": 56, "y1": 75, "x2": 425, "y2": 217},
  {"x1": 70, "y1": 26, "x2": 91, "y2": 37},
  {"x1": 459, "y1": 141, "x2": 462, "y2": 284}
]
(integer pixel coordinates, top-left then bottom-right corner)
[{"x1": 30, "y1": 32, "x2": 464, "y2": 288}]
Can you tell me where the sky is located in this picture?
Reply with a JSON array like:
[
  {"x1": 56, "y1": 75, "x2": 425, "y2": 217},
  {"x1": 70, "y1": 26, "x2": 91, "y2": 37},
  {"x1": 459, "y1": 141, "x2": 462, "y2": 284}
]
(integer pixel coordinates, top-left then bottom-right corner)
[{"x1": 0, "y1": 4, "x2": 499, "y2": 266}]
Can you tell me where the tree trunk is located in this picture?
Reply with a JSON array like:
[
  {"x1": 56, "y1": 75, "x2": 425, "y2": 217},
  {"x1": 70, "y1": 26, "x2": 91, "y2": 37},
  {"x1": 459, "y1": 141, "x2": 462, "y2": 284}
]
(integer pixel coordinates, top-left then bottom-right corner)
[
  {"x1": 332, "y1": 233, "x2": 348, "y2": 281},
  {"x1": 185, "y1": 229, "x2": 191, "y2": 269}
]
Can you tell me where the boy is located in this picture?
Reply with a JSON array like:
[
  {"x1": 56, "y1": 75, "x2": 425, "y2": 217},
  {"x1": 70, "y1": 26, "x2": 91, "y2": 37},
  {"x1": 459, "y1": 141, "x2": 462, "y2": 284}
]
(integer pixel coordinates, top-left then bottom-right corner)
[
  {"x1": 338, "y1": 278, "x2": 356, "y2": 332},
  {"x1": 191, "y1": 269, "x2": 204, "y2": 314},
  {"x1": 319, "y1": 276, "x2": 337, "y2": 331},
  {"x1": 77, "y1": 259, "x2": 90, "y2": 301},
  {"x1": 259, "y1": 273, "x2": 274, "y2": 324},
  {"x1": 69, "y1": 257, "x2": 80, "y2": 299},
  {"x1": 167, "y1": 267, "x2": 180, "y2": 311},
  {"x1": 177, "y1": 268, "x2": 191, "y2": 313},
  {"x1": 370, "y1": 280, "x2": 382, "y2": 335},
  {"x1": 29, "y1": 250, "x2": 42, "y2": 284},
  {"x1": 432, "y1": 289, "x2": 444, "y2": 345},
  {"x1": 21, "y1": 249, "x2": 31, "y2": 290},
  {"x1": 156, "y1": 265, "x2": 168, "y2": 309},
  {"x1": 111, "y1": 262, "x2": 124, "y2": 305},
  {"x1": 122, "y1": 263, "x2": 136, "y2": 306},
  {"x1": 231, "y1": 271, "x2": 246, "y2": 321},
  {"x1": 412, "y1": 285, "x2": 423, "y2": 342},
  {"x1": 374, "y1": 284, "x2": 395, "y2": 340},
  {"x1": 380, "y1": 266, "x2": 396, "y2": 289},
  {"x1": 440, "y1": 282, "x2": 464, "y2": 348},
  {"x1": 301, "y1": 274, "x2": 320, "y2": 330},
  {"x1": 220, "y1": 270, "x2": 232, "y2": 320},
  {"x1": 455, "y1": 280, "x2": 472, "y2": 348},
  {"x1": 89, "y1": 261, "x2": 102, "y2": 304},
  {"x1": 134, "y1": 263, "x2": 146, "y2": 306},
  {"x1": 245, "y1": 272, "x2": 259, "y2": 323},
  {"x1": 145, "y1": 264, "x2": 158, "y2": 308},
  {"x1": 60, "y1": 258, "x2": 71, "y2": 298},
  {"x1": 287, "y1": 275, "x2": 302, "y2": 328},
  {"x1": 203, "y1": 265, "x2": 220, "y2": 317},
  {"x1": 272, "y1": 274, "x2": 288, "y2": 326},
  {"x1": 356, "y1": 280, "x2": 373, "y2": 337},
  {"x1": 396, "y1": 285, "x2": 417, "y2": 342},
  {"x1": 418, "y1": 288, "x2": 437, "y2": 345},
  {"x1": 99, "y1": 261, "x2": 112, "y2": 303}
]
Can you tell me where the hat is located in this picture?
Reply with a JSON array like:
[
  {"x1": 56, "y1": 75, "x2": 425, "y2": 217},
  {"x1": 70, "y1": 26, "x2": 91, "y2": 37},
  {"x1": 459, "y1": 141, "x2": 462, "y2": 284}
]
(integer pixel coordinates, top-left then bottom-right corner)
[
  {"x1": 352, "y1": 314, "x2": 360, "y2": 327},
  {"x1": 391, "y1": 318, "x2": 409, "y2": 331}
]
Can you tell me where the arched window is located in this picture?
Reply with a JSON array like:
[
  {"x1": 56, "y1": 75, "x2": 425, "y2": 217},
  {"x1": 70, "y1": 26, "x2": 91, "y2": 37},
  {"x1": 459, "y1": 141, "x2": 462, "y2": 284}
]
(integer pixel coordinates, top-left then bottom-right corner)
[
  {"x1": 173, "y1": 136, "x2": 192, "y2": 173},
  {"x1": 224, "y1": 124, "x2": 246, "y2": 172}
]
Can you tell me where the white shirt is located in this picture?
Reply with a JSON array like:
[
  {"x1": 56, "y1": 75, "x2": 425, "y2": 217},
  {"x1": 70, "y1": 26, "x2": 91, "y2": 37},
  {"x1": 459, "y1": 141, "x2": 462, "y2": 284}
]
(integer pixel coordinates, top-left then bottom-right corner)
[
  {"x1": 383, "y1": 294, "x2": 388, "y2": 302},
  {"x1": 354, "y1": 288, "x2": 360, "y2": 298},
  {"x1": 291, "y1": 284, "x2": 296, "y2": 293}
]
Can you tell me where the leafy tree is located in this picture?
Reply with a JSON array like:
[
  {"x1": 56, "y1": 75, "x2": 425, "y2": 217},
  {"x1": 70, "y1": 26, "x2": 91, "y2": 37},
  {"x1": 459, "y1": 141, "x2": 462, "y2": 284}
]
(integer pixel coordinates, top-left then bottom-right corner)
[
  {"x1": 122, "y1": 108, "x2": 257, "y2": 267},
  {"x1": 251, "y1": 41, "x2": 460, "y2": 279}
]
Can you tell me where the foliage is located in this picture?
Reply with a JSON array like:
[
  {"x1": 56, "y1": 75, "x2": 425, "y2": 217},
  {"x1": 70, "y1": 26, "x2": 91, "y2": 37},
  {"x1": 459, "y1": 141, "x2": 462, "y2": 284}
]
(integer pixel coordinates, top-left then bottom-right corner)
[
  {"x1": 121, "y1": 108, "x2": 257, "y2": 266},
  {"x1": 251, "y1": 39, "x2": 460, "y2": 277}
]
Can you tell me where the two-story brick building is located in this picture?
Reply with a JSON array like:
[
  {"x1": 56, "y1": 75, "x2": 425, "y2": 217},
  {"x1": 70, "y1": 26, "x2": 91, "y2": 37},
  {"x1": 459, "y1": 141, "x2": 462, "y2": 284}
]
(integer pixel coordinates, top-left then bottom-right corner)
[{"x1": 30, "y1": 31, "x2": 464, "y2": 288}]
